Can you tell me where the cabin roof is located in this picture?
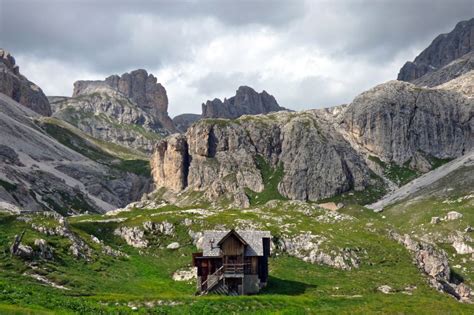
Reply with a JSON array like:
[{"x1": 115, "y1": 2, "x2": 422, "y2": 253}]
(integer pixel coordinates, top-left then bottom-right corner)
[{"x1": 201, "y1": 230, "x2": 271, "y2": 257}]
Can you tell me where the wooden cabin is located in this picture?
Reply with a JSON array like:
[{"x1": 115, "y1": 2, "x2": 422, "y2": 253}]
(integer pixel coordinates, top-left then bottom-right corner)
[{"x1": 193, "y1": 229, "x2": 271, "y2": 295}]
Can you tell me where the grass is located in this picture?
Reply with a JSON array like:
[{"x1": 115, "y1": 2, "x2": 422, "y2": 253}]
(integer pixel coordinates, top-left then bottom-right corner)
[
  {"x1": 245, "y1": 155, "x2": 287, "y2": 206},
  {"x1": 369, "y1": 156, "x2": 419, "y2": 185},
  {"x1": 40, "y1": 120, "x2": 151, "y2": 177},
  {"x1": 1, "y1": 200, "x2": 473, "y2": 313},
  {"x1": 0, "y1": 162, "x2": 473, "y2": 313}
]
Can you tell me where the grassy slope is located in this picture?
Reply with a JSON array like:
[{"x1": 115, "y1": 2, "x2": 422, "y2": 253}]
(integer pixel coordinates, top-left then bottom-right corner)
[
  {"x1": 1, "y1": 191, "x2": 473, "y2": 314},
  {"x1": 38, "y1": 117, "x2": 151, "y2": 177}
]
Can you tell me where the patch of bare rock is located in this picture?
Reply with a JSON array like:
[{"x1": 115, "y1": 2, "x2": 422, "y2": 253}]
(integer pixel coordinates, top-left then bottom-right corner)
[{"x1": 390, "y1": 231, "x2": 472, "y2": 302}]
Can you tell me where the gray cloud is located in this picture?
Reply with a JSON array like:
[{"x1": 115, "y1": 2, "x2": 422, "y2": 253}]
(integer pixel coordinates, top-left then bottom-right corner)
[{"x1": 0, "y1": 0, "x2": 472, "y2": 115}]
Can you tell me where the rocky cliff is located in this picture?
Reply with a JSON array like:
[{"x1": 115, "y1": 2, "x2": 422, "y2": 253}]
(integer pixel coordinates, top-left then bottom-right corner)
[
  {"x1": 151, "y1": 111, "x2": 373, "y2": 207},
  {"x1": 73, "y1": 69, "x2": 175, "y2": 131},
  {"x1": 411, "y1": 52, "x2": 474, "y2": 87},
  {"x1": 201, "y1": 86, "x2": 286, "y2": 119},
  {"x1": 0, "y1": 49, "x2": 51, "y2": 116},
  {"x1": 398, "y1": 18, "x2": 474, "y2": 83},
  {"x1": 341, "y1": 80, "x2": 473, "y2": 167},
  {"x1": 51, "y1": 69, "x2": 176, "y2": 153},
  {"x1": 151, "y1": 77, "x2": 474, "y2": 207}
]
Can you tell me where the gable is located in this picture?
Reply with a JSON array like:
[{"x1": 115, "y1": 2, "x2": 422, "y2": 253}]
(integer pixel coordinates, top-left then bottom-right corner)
[{"x1": 201, "y1": 230, "x2": 271, "y2": 257}]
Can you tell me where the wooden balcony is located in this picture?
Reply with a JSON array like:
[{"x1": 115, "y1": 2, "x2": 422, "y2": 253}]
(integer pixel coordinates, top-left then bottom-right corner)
[{"x1": 223, "y1": 263, "x2": 251, "y2": 275}]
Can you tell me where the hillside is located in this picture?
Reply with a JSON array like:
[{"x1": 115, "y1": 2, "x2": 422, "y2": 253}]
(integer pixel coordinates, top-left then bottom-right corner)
[
  {"x1": 0, "y1": 91, "x2": 152, "y2": 215},
  {"x1": 1, "y1": 165, "x2": 473, "y2": 313}
]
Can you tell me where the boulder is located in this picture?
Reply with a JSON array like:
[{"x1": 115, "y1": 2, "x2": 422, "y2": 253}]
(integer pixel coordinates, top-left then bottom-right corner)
[
  {"x1": 34, "y1": 239, "x2": 53, "y2": 260},
  {"x1": 446, "y1": 211, "x2": 463, "y2": 221},
  {"x1": 172, "y1": 267, "x2": 197, "y2": 281},
  {"x1": 114, "y1": 226, "x2": 148, "y2": 248},
  {"x1": 452, "y1": 241, "x2": 474, "y2": 254},
  {"x1": 378, "y1": 285, "x2": 392, "y2": 294},
  {"x1": 167, "y1": 242, "x2": 180, "y2": 250},
  {"x1": 431, "y1": 217, "x2": 441, "y2": 224}
]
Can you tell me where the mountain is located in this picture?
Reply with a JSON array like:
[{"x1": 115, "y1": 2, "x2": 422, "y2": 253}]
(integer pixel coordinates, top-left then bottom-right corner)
[
  {"x1": 340, "y1": 80, "x2": 473, "y2": 167},
  {"x1": 411, "y1": 51, "x2": 474, "y2": 87},
  {"x1": 150, "y1": 76, "x2": 473, "y2": 208},
  {"x1": 0, "y1": 49, "x2": 51, "y2": 116},
  {"x1": 201, "y1": 86, "x2": 286, "y2": 119},
  {"x1": 173, "y1": 113, "x2": 201, "y2": 133},
  {"x1": 50, "y1": 69, "x2": 176, "y2": 153},
  {"x1": 0, "y1": 54, "x2": 152, "y2": 214},
  {"x1": 0, "y1": 93, "x2": 152, "y2": 215},
  {"x1": 398, "y1": 18, "x2": 474, "y2": 84}
]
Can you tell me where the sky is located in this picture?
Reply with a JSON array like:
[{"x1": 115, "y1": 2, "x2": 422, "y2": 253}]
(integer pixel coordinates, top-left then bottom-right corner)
[{"x1": 1, "y1": 0, "x2": 473, "y2": 117}]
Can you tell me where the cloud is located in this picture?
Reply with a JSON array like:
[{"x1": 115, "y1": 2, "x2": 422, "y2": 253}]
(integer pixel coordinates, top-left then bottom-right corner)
[{"x1": 1, "y1": 0, "x2": 472, "y2": 116}]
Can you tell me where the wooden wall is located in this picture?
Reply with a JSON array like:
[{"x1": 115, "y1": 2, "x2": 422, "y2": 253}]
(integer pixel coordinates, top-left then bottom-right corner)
[{"x1": 221, "y1": 234, "x2": 245, "y2": 256}]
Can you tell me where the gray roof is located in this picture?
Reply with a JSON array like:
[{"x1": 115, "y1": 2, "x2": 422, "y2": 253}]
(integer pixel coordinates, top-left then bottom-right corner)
[{"x1": 201, "y1": 230, "x2": 271, "y2": 257}]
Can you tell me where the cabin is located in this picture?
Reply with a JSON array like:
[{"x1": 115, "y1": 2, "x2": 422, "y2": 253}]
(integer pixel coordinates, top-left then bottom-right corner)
[{"x1": 193, "y1": 229, "x2": 271, "y2": 295}]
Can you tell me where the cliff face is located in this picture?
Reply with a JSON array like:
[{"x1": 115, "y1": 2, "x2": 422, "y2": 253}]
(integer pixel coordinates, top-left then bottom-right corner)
[
  {"x1": 201, "y1": 86, "x2": 286, "y2": 119},
  {"x1": 411, "y1": 52, "x2": 474, "y2": 87},
  {"x1": 0, "y1": 49, "x2": 51, "y2": 116},
  {"x1": 51, "y1": 69, "x2": 176, "y2": 153},
  {"x1": 151, "y1": 112, "x2": 372, "y2": 207},
  {"x1": 341, "y1": 80, "x2": 473, "y2": 165},
  {"x1": 73, "y1": 69, "x2": 175, "y2": 131},
  {"x1": 150, "y1": 77, "x2": 474, "y2": 207},
  {"x1": 398, "y1": 18, "x2": 474, "y2": 83}
]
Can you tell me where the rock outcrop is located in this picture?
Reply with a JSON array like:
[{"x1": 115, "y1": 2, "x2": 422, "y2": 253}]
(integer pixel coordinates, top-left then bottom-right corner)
[
  {"x1": 341, "y1": 80, "x2": 473, "y2": 167},
  {"x1": 150, "y1": 134, "x2": 189, "y2": 192},
  {"x1": 390, "y1": 232, "x2": 472, "y2": 302},
  {"x1": 173, "y1": 113, "x2": 201, "y2": 132},
  {"x1": 0, "y1": 49, "x2": 51, "y2": 116},
  {"x1": 73, "y1": 69, "x2": 175, "y2": 132},
  {"x1": 398, "y1": 18, "x2": 474, "y2": 83},
  {"x1": 436, "y1": 69, "x2": 474, "y2": 98},
  {"x1": 151, "y1": 111, "x2": 372, "y2": 207},
  {"x1": 51, "y1": 69, "x2": 176, "y2": 153},
  {"x1": 201, "y1": 86, "x2": 286, "y2": 119},
  {"x1": 412, "y1": 52, "x2": 474, "y2": 88}
]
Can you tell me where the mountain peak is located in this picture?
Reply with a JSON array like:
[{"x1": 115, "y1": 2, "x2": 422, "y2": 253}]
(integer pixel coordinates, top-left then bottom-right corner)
[
  {"x1": 202, "y1": 86, "x2": 285, "y2": 119},
  {"x1": 397, "y1": 18, "x2": 474, "y2": 82}
]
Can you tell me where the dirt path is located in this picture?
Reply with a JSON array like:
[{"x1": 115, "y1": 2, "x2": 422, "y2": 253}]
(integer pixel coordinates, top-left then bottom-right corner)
[{"x1": 367, "y1": 150, "x2": 474, "y2": 212}]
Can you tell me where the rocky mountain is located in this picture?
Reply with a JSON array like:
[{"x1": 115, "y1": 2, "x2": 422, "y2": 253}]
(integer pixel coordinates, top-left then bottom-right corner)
[
  {"x1": 173, "y1": 113, "x2": 201, "y2": 133},
  {"x1": 151, "y1": 111, "x2": 375, "y2": 208},
  {"x1": 411, "y1": 51, "x2": 474, "y2": 87},
  {"x1": 340, "y1": 80, "x2": 473, "y2": 167},
  {"x1": 398, "y1": 18, "x2": 474, "y2": 83},
  {"x1": 0, "y1": 49, "x2": 51, "y2": 116},
  {"x1": 150, "y1": 74, "x2": 474, "y2": 208},
  {"x1": 0, "y1": 92, "x2": 152, "y2": 214},
  {"x1": 201, "y1": 86, "x2": 286, "y2": 119},
  {"x1": 50, "y1": 69, "x2": 176, "y2": 153}
]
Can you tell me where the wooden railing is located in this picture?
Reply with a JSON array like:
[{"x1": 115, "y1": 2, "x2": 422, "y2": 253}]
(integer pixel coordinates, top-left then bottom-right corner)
[
  {"x1": 223, "y1": 263, "x2": 251, "y2": 275},
  {"x1": 201, "y1": 266, "x2": 224, "y2": 291}
]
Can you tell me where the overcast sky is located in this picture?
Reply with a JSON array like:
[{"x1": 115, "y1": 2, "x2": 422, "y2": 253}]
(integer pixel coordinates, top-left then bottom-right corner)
[{"x1": 1, "y1": 0, "x2": 473, "y2": 117}]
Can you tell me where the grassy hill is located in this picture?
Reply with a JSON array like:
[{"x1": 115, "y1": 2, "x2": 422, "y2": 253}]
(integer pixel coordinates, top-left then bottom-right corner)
[{"x1": 1, "y1": 170, "x2": 473, "y2": 314}]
